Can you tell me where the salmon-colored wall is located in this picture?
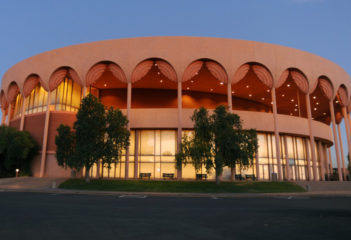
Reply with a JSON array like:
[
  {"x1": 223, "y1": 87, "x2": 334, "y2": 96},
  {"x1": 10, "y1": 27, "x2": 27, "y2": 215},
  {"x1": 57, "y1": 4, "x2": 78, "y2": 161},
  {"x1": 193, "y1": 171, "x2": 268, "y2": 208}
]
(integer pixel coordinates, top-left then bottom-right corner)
[
  {"x1": 100, "y1": 89, "x2": 127, "y2": 109},
  {"x1": 47, "y1": 112, "x2": 76, "y2": 151},
  {"x1": 9, "y1": 117, "x2": 21, "y2": 130},
  {"x1": 132, "y1": 89, "x2": 177, "y2": 108},
  {"x1": 23, "y1": 113, "x2": 45, "y2": 148},
  {"x1": 183, "y1": 92, "x2": 227, "y2": 109}
]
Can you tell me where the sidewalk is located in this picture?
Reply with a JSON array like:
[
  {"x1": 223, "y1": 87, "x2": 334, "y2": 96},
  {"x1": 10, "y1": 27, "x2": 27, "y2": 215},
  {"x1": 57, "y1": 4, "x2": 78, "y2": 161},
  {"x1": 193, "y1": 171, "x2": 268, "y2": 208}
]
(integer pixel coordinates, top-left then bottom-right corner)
[{"x1": 1, "y1": 177, "x2": 351, "y2": 198}]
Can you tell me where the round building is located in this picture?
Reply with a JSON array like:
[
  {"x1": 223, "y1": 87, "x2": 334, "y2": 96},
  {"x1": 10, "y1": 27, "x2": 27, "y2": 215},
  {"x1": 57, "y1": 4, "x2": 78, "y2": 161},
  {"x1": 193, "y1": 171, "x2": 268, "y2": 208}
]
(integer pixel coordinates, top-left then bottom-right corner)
[{"x1": 1, "y1": 36, "x2": 350, "y2": 181}]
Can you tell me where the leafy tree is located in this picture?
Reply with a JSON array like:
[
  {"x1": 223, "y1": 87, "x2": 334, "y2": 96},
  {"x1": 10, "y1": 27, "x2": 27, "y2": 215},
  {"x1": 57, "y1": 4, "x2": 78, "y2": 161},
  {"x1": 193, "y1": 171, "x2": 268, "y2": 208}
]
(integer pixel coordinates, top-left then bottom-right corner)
[
  {"x1": 55, "y1": 124, "x2": 77, "y2": 176},
  {"x1": 103, "y1": 107, "x2": 130, "y2": 174},
  {"x1": 0, "y1": 126, "x2": 38, "y2": 177},
  {"x1": 74, "y1": 94, "x2": 106, "y2": 182},
  {"x1": 176, "y1": 105, "x2": 258, "y2": 184}
]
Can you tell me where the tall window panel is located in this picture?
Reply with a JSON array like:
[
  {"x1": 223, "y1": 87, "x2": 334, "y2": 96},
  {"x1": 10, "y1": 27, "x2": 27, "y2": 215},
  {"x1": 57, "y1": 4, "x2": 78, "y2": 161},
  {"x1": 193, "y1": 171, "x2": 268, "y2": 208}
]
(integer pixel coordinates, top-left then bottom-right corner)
[
  {"x1": 25, "y1": 84, "x2": 48, "y2": 114},
  {"x1": 13, "y1": 94, "x2": 23, "y2": 118},
  {"x1": 51, "y1": 77, "x2": 82, "y2": 112}
]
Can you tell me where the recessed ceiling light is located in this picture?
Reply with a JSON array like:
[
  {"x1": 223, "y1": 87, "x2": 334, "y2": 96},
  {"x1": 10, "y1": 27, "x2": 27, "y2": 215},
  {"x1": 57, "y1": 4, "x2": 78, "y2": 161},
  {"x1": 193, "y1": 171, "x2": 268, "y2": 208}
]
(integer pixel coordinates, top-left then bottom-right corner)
[
  {"x1": 190, "y1": 80, "x2": 194, "y2": 83},
  {"x1": 186, "y1": 87, "x2": 190, "y2": 90},
  {"x1": 246, "y1": 85, "x2": 249, "y2": 88},
  {"x1": 291, "y1": 99, "x2": 294, "y2": 102},
  {"x1": 323, "y1": 112, "x2": 326, "y2": 115},
  {"x1": 267, "y1": 89, "x2": 270, "y2": 92},
  {"x1": 210, "y1": 88, "x2": 213, "y2": 91},
  {"x1": 261, "y1": 97, "x2": 265, "y2": 100},
  {"x1": 249, "y1": 94, "x2": 252, "y2": 97},
  {"x1": 160, "y1": 80, "x2": 163, "y2": 83},
  {"x1": 316, "y1": 102, "x2": 319, "y2": 105},
  {"x1": 154, "y1": 63, "x2": 158, "y2": 66},
  {"x1": 104, "y1": 83, "x2": 107, "y2": 87},
  {"x1": 287, "y1": 84, "x2": 290, "y2": 87},
  {"x1": 220, "y1": 82, "x2": 224, "y2": 85},
  {"x1": 336, "y1": 100, "x2": 339, "y2": 103},
  {"x1": 232, "y1": 91, "x2": 234, "y2": 94},
  {"x1": 282, "y1": 94, "x2": 285, "y2": 97},
  {"x1": 157, "y1": 72, "x2": 160, "y2": 75},
  {"x1": 314, "y1": 108, "x2": 317, "y2": 111},
  {"x1": 294, "y1": 108, "x2": 298, "y2": 111},
  {"x1": 313, "y1": 96, "x2": 316, "y2": 99},
  {"x1": 295, "y1": 104, "x2": 298, "y2": 107}
]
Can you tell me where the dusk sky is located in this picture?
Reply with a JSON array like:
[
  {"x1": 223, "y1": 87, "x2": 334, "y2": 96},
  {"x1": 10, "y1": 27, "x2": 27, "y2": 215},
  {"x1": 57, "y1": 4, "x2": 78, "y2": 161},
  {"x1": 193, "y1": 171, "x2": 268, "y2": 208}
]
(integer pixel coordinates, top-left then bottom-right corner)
[{"x1": 0, "y1": 0, "x2": 350, "y2": 166}]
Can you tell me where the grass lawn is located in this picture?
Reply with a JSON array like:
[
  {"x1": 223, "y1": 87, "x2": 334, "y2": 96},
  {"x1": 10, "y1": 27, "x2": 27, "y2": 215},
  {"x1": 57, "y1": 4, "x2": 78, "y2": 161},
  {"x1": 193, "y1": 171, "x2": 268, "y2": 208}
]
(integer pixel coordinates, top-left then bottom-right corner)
[{"x1": 59, "y1": 179, "x2": 305, "y2": 193}]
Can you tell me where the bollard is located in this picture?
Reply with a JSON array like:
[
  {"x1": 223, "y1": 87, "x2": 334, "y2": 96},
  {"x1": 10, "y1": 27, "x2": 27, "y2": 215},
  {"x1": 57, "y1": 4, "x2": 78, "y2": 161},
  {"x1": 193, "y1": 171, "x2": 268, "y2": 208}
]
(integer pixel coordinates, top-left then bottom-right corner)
[{"x1": 51, "y1": 181, "x2": 57, "y2": 189}]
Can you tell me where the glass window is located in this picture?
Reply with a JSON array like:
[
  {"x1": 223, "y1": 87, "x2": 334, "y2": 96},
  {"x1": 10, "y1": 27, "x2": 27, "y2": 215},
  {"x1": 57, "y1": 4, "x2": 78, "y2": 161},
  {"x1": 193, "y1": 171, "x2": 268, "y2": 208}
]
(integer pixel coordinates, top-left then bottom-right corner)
[
  {"x1": 24, "y1": 84, "x2": 48, "y2": 115},
  {"x1": 51, "y1": 77, "x2": 82, "y2": 112}
]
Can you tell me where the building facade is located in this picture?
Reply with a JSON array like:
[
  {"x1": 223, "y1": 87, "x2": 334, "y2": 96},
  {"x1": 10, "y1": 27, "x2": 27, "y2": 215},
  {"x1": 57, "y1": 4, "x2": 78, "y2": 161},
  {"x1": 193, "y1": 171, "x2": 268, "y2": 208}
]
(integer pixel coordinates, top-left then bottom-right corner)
[{"x1": 1, "y1": 37, "x2": 351, "y2": 181}]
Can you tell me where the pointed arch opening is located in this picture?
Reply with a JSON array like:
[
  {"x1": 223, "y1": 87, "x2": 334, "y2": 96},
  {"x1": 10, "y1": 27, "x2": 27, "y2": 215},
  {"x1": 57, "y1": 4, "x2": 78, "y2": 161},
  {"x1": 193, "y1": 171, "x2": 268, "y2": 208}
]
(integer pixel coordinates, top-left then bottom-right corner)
[
  {"x1": 86, "y1": 61, "x2": 127, "y2": 109},
  {"x1": 23, "y1": 74, "x2": 48, "y2": 115},
  {"x1": 131, "y1": 58, "x2": 177, "y2": 108},
  {"x1": 231, "y1": 63, "x2": 273, "y2": 113},
  {"x1": 49, "y1": 66, "x2": 82, "y2": 112},
  {"x1": 182, "y1": 59, "x2": 228, "y2": 109},
  {"x1": 334, "y1": 84, "x2": 348, "y2": 124},
  {"x1": 276, "y1": 68, "x2": 308, "y2": 118},
  {"x1": 309, "y1": 76, "x2": 334, "y2": 124}
]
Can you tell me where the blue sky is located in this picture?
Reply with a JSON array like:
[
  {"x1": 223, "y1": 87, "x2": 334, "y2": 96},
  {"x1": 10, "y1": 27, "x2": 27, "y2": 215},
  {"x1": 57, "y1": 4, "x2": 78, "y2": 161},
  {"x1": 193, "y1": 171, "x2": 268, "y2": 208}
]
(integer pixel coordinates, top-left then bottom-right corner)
[{"x1": 0, "y1": 0, "x2": 350, "y2": 166}]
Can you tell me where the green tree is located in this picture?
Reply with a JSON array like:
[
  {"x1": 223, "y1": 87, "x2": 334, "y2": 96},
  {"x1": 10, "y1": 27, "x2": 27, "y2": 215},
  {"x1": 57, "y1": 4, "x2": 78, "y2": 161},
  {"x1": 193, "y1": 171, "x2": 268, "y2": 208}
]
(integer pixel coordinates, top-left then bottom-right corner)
[
  {"x1": 55, "y1": 124, "x2": 77, "y2": 176},
  {"x1": 176, "y1": 105, "x2": 258, "y2": 184},
  {"x1": 103, "y1": 107, "x2": 130, "y2": 175},
  {"x1": 74, "y1": 94, "x2": 106, "y2": 182},
  {"x1": 0, "y1": 126, "x2": 38, "y2": 177}
]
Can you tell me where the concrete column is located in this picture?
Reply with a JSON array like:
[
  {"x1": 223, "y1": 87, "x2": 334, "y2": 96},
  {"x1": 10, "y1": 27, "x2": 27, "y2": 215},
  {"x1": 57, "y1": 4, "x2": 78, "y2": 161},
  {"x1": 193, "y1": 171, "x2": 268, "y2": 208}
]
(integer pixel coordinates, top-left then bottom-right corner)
[
  {"x1": 20, "y1": 97, "x2": 26, "y2": 131},
  {"x1": 329, "y1": 101, "x2": 343, "y2": 181},
  {"x1": 39, "y1": 91, "x2": 51, "y2": 178},
  {"x1": 304, "y1": 138, "x2": 312, "y2": 180},
  {"x1": 328, "y1": 147, "x2": 333, "y2": 174},
  {"x1": 7, "y1": 103, "x2": 12, "y2": 125},
  {"x1": 322, "y1": 144, "x2": 330, "y2": 177},
  {"x1": 1, "y1": 109, "x2": 7, "y2": 125},
  {"x1": 255, "y1": 150, "x2": 260, "y2": 180},
  {"x1": 134, "y1": 130, "x2": 139, "y2": 179},
  {"x1": 227, "y1": 81, "x2": 233, "y2": 111},
  {"x1": 306, "y1": 95, "x2": 318, "y2": 181},
  {"x1": 342, "y1": 107, "x2": 351, "y2": 177},
  {"x1": 284, "y1": 136, "x2": 291, "y2": 181},
  {"x1": 318, "y1": 141, "x2": 325, "y2": 181},
  {"x1": 271, "y1": 88, "x2": 282, "y2": 180},
  {"x1": 125, "y1": 82, "x2": 132, "y2": 179},
  {"x1": 177, "y1": 81, "x2": 182, "y2": 179},
  {"x1": 82, "y1": 86, "x2": 87, "y2": 97},
  {"x1": 337, "y1": 124, "x2": 346, "y2": 180}
]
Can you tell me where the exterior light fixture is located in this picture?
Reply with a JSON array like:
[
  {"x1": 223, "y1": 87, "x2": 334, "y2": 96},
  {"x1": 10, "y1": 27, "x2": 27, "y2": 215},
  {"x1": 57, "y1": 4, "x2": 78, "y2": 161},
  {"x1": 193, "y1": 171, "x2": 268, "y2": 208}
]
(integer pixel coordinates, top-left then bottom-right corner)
[
  {"x1": 16, "y1": 169, "x2": 19, "y2": 177},
  {"x1": 195, "y1": 72, "x2": 199, "y2": 75},
  {"x1": 271, "y1": 101, "x2": 273, "y2": 105},
  {"x1": 290, "y1": 113, "x2": 293, "y2": 116}
]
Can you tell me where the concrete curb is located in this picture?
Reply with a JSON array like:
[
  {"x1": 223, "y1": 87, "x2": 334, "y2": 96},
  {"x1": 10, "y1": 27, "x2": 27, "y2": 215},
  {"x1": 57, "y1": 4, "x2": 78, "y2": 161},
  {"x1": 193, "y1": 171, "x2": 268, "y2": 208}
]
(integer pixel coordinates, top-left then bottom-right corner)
[{"x1": 1, "y1": 188, "x2": 351, "y2": 198}]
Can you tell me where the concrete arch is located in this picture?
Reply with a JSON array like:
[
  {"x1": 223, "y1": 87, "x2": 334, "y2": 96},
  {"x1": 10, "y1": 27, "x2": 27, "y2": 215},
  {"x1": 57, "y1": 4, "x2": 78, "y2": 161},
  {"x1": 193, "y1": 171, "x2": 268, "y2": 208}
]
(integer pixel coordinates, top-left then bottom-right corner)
[
  {"x1": 277, "y1": 68, "x2": 309, "y2": 94},
  {"x1": 132, "y1": 58, "x2": 177, "y2": 84},
  {"x1": 232, "y1": 62, "x2": 273, "y2": 88},
  {"x1": 0, "y1": 90, "x2": 8, "y2": 110},
  {"x1": 86, "y1": 61, "x2": 127, "y2": 86},
  {"x1": 49, "y1": 66, "x2": 81, "y2": 91},
  {"x1": 23, "y1": 74, "x2": 46, "y2": 97},
  {"x1": 7, "y1": 81, "x2": 20, "y2": 104},
  {"x1": 316, "y1": 76, "x2": 334, "y2": 101},
  {"x1": 336, "y1": 84, "x2": 348, "y2": 107},
  {"x1": 182, "y1": 58, "x2": 228, "y2": 84}
]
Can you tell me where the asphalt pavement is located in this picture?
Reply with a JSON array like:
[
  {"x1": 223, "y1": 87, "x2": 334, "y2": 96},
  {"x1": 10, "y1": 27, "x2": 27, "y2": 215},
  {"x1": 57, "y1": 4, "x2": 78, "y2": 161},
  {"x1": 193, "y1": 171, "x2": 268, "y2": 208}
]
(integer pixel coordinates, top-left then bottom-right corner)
[{"x1": 0, "y1": 191, "x2": 350, "y2": 240}]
